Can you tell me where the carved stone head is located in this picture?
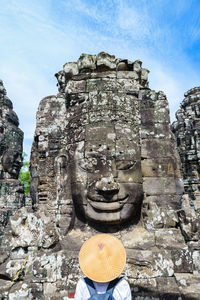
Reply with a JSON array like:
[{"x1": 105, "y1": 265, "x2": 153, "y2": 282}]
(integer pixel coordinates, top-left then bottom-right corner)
[
  {"x1": 69, "y1": 121, "x2": 143, "y2": 225},
  {"x1": 30, "y1": 52, "x2": 183, "y2": 232},
  {"x1": 0, "y1": 80, "x2": 23, "y2": 179}
]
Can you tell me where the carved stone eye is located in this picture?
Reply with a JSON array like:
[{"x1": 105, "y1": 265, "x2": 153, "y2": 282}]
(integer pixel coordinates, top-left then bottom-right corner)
[
  {"x1": 78, "y1": 158, "x2": 98, "y2": 173},
  {"x1": 117, "y1": 161, "x2": 136, "y2": 170}
]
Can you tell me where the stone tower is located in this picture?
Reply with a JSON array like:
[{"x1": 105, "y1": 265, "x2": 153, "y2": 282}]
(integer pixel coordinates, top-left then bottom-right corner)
[
  {"x1": 0, "y1": 80, "x2": 24, "y2": 240},
  {"x1": 30, "y1": 52, "x2": 183, "y2": 235},
  {"x1": 0, "y1": 54, "x2": 199, "y2": 299},
  {"x1": 172, "y1": 86, "x2": 200, "y2": 243},
  {"x1": 172, "y1": 87, "x2": 200, "y2": 210}
]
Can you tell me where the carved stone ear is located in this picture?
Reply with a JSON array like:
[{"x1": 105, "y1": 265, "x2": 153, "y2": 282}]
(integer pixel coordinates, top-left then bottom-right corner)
[
  {"x1": 57, "y1": 155, "x2": 68, "y2": 169},
  {"x1": 56, "y1": 151, "x2": 69, "y2": 173}
]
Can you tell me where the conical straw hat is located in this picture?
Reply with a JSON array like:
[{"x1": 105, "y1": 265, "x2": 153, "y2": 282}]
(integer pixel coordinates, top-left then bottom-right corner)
[{"x1": 79, "y1": 234, "x2": 126, "y2": 283}]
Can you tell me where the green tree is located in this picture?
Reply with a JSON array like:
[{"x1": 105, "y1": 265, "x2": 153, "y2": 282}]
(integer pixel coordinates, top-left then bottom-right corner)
[{"x1": 19, "y1": 152, "x2": 31, "y2": 195}]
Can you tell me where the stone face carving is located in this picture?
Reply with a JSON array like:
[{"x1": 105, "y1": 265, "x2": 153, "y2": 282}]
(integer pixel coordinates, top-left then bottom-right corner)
[
  {"x1": 172, "y1": 87, "x2": 200, "y2": 210},
  {"x1": 0, "y1": 80, "x2": 23, "y2": 179},
  {"x1": 172, "y1": 87, "x2": 200, "y2": 242},
  {"x1": 31, "y1": 52, "x2": 183, "y2": 233},
  {"x1": 0, "y1": 81, "x2": 25, "y2": 228},
  {"x1": 0, "y1": 81, "x2": 25, "y2": 296},
  {"x1": 70, "y1": 130, "x2": 143, "y2": 225},
  {"x1": 0, "y1": 54, "x2": 200, "y2": 299}
]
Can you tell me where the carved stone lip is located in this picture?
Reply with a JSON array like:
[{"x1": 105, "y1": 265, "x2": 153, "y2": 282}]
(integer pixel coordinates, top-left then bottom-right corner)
[
  {"x1": 87, "y1": 195, "x2": 128, "y2": 211},
  {"x1": 87, "y1": 194, "x2": 128, "y2": 202}
]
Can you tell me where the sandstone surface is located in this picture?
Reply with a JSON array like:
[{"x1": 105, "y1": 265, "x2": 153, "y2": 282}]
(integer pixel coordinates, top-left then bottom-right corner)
[{"x1": 0, "y1": 54, "x2": 199, "y2": 299}]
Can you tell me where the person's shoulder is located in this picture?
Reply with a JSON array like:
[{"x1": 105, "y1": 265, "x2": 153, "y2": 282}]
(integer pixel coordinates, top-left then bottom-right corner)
[
  {"x1": 77, "y1": 278, "x2": 87, "y2": 287},
  {"x1": 75, "y1": 278, "x2": 90, "y2": 300},
  {"x1": 75, "y1": 277, "x2": 88, "y2": 293},
  {"x1": 117, "y1": 277, "x2": 130, "y2": 288},
  {"x1": 113, "y1": 278, "x2": 131, "y2": 299}
]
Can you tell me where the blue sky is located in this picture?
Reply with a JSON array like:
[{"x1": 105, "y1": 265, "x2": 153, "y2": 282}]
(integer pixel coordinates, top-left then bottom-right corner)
[{"x1": 1, "y1": 0, "x2": 200, "y2": 158}]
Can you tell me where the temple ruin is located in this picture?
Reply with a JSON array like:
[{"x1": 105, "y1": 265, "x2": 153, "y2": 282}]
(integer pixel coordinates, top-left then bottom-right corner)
[{"x1": 0, "y1": 53, "x2": 199, "y2": 299}]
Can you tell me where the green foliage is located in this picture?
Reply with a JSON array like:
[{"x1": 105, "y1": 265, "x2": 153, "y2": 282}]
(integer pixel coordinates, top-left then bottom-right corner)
[{"x1": 19, "y1": 152, "x2": 31, "y2": 195}]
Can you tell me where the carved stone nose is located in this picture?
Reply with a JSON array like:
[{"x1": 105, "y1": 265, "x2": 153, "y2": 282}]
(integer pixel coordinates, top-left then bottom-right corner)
[{"x1": 95, "y1": 177, "x2": 119, "y2": 193}]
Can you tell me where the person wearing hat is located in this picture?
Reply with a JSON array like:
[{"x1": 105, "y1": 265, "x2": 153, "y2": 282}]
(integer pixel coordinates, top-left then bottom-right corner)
[{"x1": 75, "y1": 234, "x2": 132, "y2": 300}]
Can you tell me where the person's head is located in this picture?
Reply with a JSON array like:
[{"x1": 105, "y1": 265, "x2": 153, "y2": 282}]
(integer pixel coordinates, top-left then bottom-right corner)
[{"x1": 78, "y1": 234, "x2": 126, "y2": 283}]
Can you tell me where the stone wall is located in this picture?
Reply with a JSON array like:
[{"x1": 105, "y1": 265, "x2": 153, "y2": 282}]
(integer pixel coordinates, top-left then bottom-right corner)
[{"x1": 0, "y1": 54, "x2": 199, "y2": 299}]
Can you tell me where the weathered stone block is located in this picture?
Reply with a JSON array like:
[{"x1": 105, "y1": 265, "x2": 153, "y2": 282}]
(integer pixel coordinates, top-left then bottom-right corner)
[
  {"x1": 116, "y1": 60, "x2": 128, "y2": 71},
  {"x1": 85, "y1": 140, "x2": 115, "y2": 156},
  {"x1": 171, "y1": 248, "x2": 193, "y2": 273},
  {"x1": 117, "y1": 71, "x2": 139, "y2": 79},
  {"x1": 96, "y1": 52, "x2": 116, "y2": 70},
  {"x1": 117, "y1": 78, "x2": 140, "y2": 92},
  {"x1": 116, "y1": 139, "x2": 141, "y2": 160},
  {"x1": 67, "y1": 92, "x2": 88, "y2": 107},
  {"x1": 141, "y1": 158, "x2": 181, "y2": 178},
  {"x1": 141, "y1": 139, "x2": 176, "y2": 159},
  {"x1": 141, "y1": 108, "x2": 170, "y2": 126},
  {"x1": 117, "y1": 162, "x2": 143, "y2": 183},
  {"x1": 178, "y1": 207, "x2": 200, "y2": 241},
  {"x1": 65, "y1": 80, "x2": 86, "y2": 94},
  {"x1": 121, "y1": 227, "x2": 155, "y2": 250},
  {"x1": 174, "y1": 273, "x2": 200, "y2": 299},
  {"x1": 85, "y1": 124, "x2": 115, "y2": 142},
  {"x1": 143, "y1": 177, "x2": 177, "y2": 195},
  {"x1": 141, "y1": 68, "x2": 149, "y2": 81},
  {"x1": 156, "y1": 277, "x2": 180, "y2": 296},
  {"x1": 143, "y1": 202, "x2": 180, "y2": 229},
  {"x1": 127, "y1": 249, "x2": 174, "y2": 279},
  {"x1": 72, "y1": 72, "x2": 91, "y2": 81},
  {"x1": 9, "y1": 208, "x2": 59, "y2": 249},
  {"x1": 90, "y1": 71, "x2": 116, "y2": 79},
  {"x1": 133, "y1": 60, "x2": 142, "y2": 72},
  {"x1": 155, "y1": 229, "x2": 186, "y2": 249},
  {"x1": 77, "y1": 54, "x2": 96, "y2": 72},
  {"x1": 63, "y1": 62, "x2": 79, "y2": 75},
  {"x1": 89, "y1": 108, "x2": 116, "y2": 123},
  {"x1": 141, "y1": 123, "x2": 171, "y2": 139},
  {"x1": 7, "y1": 282, "x2": 37, "y2": 299},
  {"x1": 192, "y1": 250, "x2": 200, "y2": 273},
  {"x1": 144, "y1": 195, "x2": 182, "y2": 210},
  {"x1": 128, "y1": 278, "x2": 157, "y2": 295},
  {"x1": 115, "y1": 124, "x2": 139, "y2": 140},
  {"x1": 0, "y1": 278, "x2": 13, "y2": 293},
  {"x1": 86, "y1": 78, "x2": 102, "y2": 92}
]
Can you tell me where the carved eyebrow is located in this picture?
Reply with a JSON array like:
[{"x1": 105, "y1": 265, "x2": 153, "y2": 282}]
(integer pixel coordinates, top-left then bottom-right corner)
[
  {"x1": 116, "y1": 161, "x2": 136, "y2": 170},
  {"x1": 85, "y1": 153, "x2": 104, "y2": 159}
]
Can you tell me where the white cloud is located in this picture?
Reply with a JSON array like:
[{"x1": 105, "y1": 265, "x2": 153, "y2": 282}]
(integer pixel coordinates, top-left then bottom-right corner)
[
  {"x1": 117, "y1": 1, "x2": 151, "y2": 39},
  {"x1": 149, "y1": 66, "x2": 184, "y2": 122},
  {"x1": 0, "y1": 0, "x2": 200, "y2": 157},
  {"x1": 1, "y1": 61, "x2": 56, "y2": 132}
]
